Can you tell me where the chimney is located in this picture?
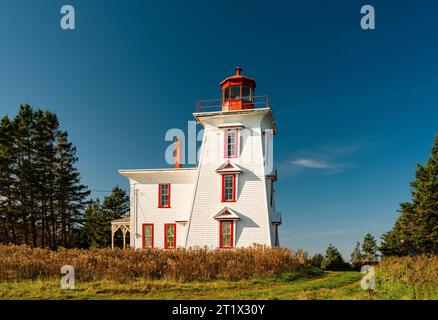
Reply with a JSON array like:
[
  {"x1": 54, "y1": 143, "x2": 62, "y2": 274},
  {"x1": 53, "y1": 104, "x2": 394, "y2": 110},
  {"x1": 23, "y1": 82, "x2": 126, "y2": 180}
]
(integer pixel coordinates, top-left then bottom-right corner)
[{"x1": 173, "y1": 137, "x2": 182, "y2": 168}]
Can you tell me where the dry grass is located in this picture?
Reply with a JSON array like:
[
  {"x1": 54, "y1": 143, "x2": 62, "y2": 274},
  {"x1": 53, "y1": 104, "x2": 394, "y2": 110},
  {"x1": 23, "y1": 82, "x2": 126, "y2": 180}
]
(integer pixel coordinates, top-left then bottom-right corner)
[
  {"x1": 376, "y1": 255, "x2": 438, "y2": 299},
  {"x1": 0, "y1": 272, "x2": 362, "y2": 300},
  {"x1": 0, "y1": 245, "x2": 309, "y2": 282}
]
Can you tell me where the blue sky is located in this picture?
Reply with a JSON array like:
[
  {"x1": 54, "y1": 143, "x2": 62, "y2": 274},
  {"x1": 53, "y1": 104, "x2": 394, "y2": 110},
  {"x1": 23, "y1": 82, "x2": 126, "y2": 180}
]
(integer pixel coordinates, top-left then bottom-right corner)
[{"x1": 1, "y1": 0, "x2": 438, "y2": 258}]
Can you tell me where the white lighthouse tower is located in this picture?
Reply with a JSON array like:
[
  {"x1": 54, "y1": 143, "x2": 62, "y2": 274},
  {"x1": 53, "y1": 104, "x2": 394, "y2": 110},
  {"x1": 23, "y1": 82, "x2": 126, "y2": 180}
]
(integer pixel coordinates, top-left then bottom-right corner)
[{"x1": 119, "y1": 67, "x2": 281, "y2": 249}]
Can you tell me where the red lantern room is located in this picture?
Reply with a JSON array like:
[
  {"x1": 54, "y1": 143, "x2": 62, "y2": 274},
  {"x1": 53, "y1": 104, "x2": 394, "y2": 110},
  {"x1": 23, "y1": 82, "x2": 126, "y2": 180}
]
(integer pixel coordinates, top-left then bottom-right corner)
[{"x1": 220, "y1": 66, "x2": 256, "y2": 111}]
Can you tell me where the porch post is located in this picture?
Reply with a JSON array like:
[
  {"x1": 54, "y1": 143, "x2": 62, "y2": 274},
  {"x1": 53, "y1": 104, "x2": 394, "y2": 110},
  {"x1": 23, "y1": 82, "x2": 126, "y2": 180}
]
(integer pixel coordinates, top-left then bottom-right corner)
[
  {"x1": 122, "y1": 226, "x2": 127, "y2": 249},
  {"x1": 111, "y1": 224, "x2": 115, "y2": 249}
]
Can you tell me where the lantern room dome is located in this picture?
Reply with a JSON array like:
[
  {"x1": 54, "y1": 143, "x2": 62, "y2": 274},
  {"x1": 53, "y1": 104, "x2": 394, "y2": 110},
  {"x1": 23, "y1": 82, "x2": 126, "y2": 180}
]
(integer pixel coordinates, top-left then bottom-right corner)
[
  {"x1": 220, "y1": 67, "x2": 256, "y2": 111},
  {"x1": 220, "y1": 66, "x2": 256, "y2": 89}
]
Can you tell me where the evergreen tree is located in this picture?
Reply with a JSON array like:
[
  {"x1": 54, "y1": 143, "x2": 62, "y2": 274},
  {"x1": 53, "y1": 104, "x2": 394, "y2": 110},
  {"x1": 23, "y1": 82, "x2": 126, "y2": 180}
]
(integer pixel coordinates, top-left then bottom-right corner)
[
  {"x1": 362, "y1": 234, "x2": 379, "y2": 264},
  {"x1": 350, "y1": 241, "x2": 364, "y2": 270},
  {"x1": 321, "y1": 244, "x2": 351, "y2": 271},
  {"x1": 102, "y1": 186, "x2": 129, "y2": 247},
  {"x1": 381, "y1": 136, "x2": 438, "y2": 255},
  {"x1": 102, "y1": 186, "x2": 129, "y2": 220},
  {"x1": 0, "y1": 116, "x2": 18, "y2": 243},
  {"x1": 32, "y1": 109, "x2": 59, "y2": 248},
  {"x1": 77, "y1": 187, "x2": 129, "y2": 248},
  {"x1": 14, "y1": 105, "x2": 35, "y2": 245},
  {"x1": 78, "y1": 199, "x2": 107, "y2": 247},
  {"x1": 54, "y1": 131, "x2": 90, "y2": 248},
  {"x1": 310, "y1": 253, "x2": 324, "y2": 269},
  {"x1": 0, "y1": 105, "x2": 90, "y2": 248},
  {"x1": 380, "y1": 228, "x2": 410, "y2": 256}
]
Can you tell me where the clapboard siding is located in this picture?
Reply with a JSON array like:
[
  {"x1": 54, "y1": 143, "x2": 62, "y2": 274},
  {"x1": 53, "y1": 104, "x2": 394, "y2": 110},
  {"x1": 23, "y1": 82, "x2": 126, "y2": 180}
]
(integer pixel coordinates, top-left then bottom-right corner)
[
  {"x1": 128, "y1": 172, "x2": 196, "y2": 248},
  {"x1": 122, "y1": 108, "x2": 280, "y2": 249},
  {"x1": 186, "y1": 110, "x2": 274, "y2": 248}
]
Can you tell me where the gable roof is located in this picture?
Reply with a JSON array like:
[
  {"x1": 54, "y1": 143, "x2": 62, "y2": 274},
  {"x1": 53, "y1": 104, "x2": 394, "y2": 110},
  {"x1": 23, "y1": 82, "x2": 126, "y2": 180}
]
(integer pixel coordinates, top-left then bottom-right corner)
[
  {"x1": 215, "y1": 161, "x2": 243, "y2": 174},
  {"x1": 213, "y1": 207, "x2": 240, "y2": 220}
]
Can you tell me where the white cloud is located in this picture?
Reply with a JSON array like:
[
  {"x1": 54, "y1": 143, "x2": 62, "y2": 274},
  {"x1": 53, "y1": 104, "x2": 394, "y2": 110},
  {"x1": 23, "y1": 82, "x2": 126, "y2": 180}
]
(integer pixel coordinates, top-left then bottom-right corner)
[
  {"x1": 283, "y1": 140, "x2": 368, "y2": 176},
  {"x1": 292, "y1": 158, "x2": 330, "y2": 169}
]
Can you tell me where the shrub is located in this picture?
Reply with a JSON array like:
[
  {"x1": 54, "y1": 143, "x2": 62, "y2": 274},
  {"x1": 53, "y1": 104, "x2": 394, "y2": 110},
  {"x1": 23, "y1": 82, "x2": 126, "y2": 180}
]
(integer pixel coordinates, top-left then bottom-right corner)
[
  {"x1": 0, "y1": 244, "x2": 310, "y2": 282},
  {"x1": 321, "y1": 244, "x2": 352, "y2": 271},
  {"x1": 310, "y1": 253, "x2": 324, "y2": 269},
  {"x1": 376, "y1": 255, "x2": 438, "y2": 299}
]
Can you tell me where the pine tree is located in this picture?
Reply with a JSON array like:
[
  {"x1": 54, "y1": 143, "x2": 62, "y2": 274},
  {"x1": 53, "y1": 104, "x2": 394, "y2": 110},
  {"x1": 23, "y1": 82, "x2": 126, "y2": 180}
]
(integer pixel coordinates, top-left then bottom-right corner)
[
  {"x1": 0, "y1": 116, "x2": 18, "y2": 243},
  {"x1": 380, "y1": 225, "x2": 413, "y2": 256},
  {"x1": 350, "y1": 241, "x2": 364, "y2": 270},
  {"x1": 362, "y1": 234, "x2": 379, "y2": 264},
  {"x1": 102, "y1": 186, "x2": 129, "y2": 247},
  {"x1": 381, "y1": 136, "x2": 438, "y2": 255},
  {"x1": 13, "y1": 105, "x2": 36, "y2": 245},
  {"x1": 102, "y1": 186, "x2": 129, "y2": 221},
  {"x1": 54, "y1": 131, "x2": 90, "y2": 248},
  {"x1": 77, "y1": 187, "x2": 129, "y2": 248},
  {"x1": 321, "y1": 244, "x2": 351, "y2": 271},
  {"x1": 78, "y1": 199, "x2": 107, "y2": 247},
  {"x1": 32, "y1": 109, "x2": 59, "y2": 248},
  {"x1": 310, "y1": 253, "x2": 324, "y2": 268},
  {"x1": 0, "y1": 105, "x2": 90, "y2": 248}
]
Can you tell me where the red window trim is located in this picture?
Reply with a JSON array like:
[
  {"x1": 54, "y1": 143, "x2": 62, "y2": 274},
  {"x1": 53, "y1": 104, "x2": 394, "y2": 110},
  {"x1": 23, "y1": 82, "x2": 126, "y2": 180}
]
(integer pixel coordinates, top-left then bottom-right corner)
[
  {"x1": 221, "y1": 174, "x2": 236, "y2": 202},
  {"x1": 164, "y1": 223, "x2": 176, "y2": 249},
  {"x1": 158, "y1": 183, "x2": 171, "y2": 208},
  {"x1": 142, "y1": 223, "x2": 154, "y2": 249},
  {"x1": 224, "y1": 129, "x2": 239, "y2": 158},
  {"x1": 219, "y1": 220, "x2": 234, "y2": 249}
]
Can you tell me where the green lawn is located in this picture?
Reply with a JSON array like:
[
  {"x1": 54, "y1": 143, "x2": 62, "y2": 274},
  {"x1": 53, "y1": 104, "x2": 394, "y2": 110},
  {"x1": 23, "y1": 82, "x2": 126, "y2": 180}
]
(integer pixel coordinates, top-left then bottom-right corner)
[{"x1": 0, "y1": 271, "x2": 372, "y2": 300}]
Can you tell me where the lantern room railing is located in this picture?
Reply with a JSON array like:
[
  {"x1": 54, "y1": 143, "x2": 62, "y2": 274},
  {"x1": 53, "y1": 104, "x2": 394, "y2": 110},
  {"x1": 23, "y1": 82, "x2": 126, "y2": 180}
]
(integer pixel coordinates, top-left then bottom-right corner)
[{"x1": 195, "y1": 95, "x2": 270, "y2": 113}]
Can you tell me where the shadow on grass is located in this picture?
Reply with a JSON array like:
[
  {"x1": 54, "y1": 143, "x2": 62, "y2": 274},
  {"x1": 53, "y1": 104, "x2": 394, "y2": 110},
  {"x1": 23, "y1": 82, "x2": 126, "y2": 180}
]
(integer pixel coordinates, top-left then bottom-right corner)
[{"x1": 275, "y1": 266, "x2": 325, "y2": 282}]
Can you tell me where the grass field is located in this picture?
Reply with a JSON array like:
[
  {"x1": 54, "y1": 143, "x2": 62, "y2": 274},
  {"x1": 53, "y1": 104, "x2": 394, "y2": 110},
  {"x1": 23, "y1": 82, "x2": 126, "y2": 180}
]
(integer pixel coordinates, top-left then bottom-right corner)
[
  {"x1": 1, "y1": 245, "x2": 438, "y2": 300},
  {"x1": 0, "y1": 271, "x2": 371, "y2": 300},
  {"x1": 2, "y1": 270, "x2": 438, "y2": 300}
]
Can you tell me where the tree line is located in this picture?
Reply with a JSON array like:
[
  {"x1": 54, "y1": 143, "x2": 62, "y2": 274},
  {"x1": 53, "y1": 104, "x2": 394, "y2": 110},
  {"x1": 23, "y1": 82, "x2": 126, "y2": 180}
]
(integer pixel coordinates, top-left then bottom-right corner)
[
  {"x1": 380, "y1": 136, "x2": 438, "y2": 255},
  {"x1": 2, "y1": 105, "x2": 437, "y2": 255},
  {"x1": 77, "y1": 187, "x2": 129, "y2": 248},
  {"x1": 310, "y1": 233, "x2": 379, "y2": 271},
  {"x1": 0, "y1": 105, "x2": 128, "y2": 248},
  {"x1": 313, "y1": 136, "x2": 438, "y2": 270}
]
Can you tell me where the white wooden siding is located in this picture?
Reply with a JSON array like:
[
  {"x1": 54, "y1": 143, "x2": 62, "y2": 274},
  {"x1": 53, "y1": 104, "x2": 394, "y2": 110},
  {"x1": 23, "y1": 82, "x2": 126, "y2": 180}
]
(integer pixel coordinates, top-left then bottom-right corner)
[{"x1": 122, "y1": 108, "x2": 280, "y2": 249}]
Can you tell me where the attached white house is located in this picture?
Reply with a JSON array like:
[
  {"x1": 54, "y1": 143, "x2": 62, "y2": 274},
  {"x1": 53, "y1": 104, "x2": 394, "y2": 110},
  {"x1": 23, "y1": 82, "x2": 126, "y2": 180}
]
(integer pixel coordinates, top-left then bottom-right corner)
[{"x1": 115, "y1": 67, "x2": 282, "y2": 249}]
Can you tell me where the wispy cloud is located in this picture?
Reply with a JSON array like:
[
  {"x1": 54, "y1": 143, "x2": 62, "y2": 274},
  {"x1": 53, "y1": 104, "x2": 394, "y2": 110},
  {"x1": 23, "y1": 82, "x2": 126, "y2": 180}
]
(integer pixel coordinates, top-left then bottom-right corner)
[
  {"x1": 281, "y1": 140, "x2": 368, "y2": 176},
  {"x1": 292, "y1": 158, "x2": 330, "y2": 169}
]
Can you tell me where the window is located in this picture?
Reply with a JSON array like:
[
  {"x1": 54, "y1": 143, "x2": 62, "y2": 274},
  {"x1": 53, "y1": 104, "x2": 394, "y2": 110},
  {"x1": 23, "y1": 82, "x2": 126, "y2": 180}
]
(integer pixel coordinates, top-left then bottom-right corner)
[
  {"x1": 164, "y1": 224, "x2": 176, "y2": 249},
  {"x1": 220, "y1": 221, "x2": 234, "y2": 248},
  {"x1": 158, "y1": 184, "x2": 171, "y2": 208},
  {"x1": 222, "y1": 174, "x2": 236, "y2": 202},
  {"x1": 230, "y1": 85, "x2": 241, "y2": 99},
  {"x1": 224, "y1": 129, "x2": 238, "y2": 158},
  {"x1": 242, "y1": 86, "x2": 252, "y2": 101},
  {"x1": 223, "y1": 87, "x2": 230, "y2": 101},
  {"x1": 142, "y1": 224, "x2": 154, "y2": 248}
]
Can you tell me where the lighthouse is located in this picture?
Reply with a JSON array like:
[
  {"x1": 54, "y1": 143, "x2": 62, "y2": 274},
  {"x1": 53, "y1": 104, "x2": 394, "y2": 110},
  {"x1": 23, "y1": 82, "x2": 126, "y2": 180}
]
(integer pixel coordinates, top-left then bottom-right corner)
[{"x1": 119, "y1": 67, "x2": 281, "y2": 249}]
